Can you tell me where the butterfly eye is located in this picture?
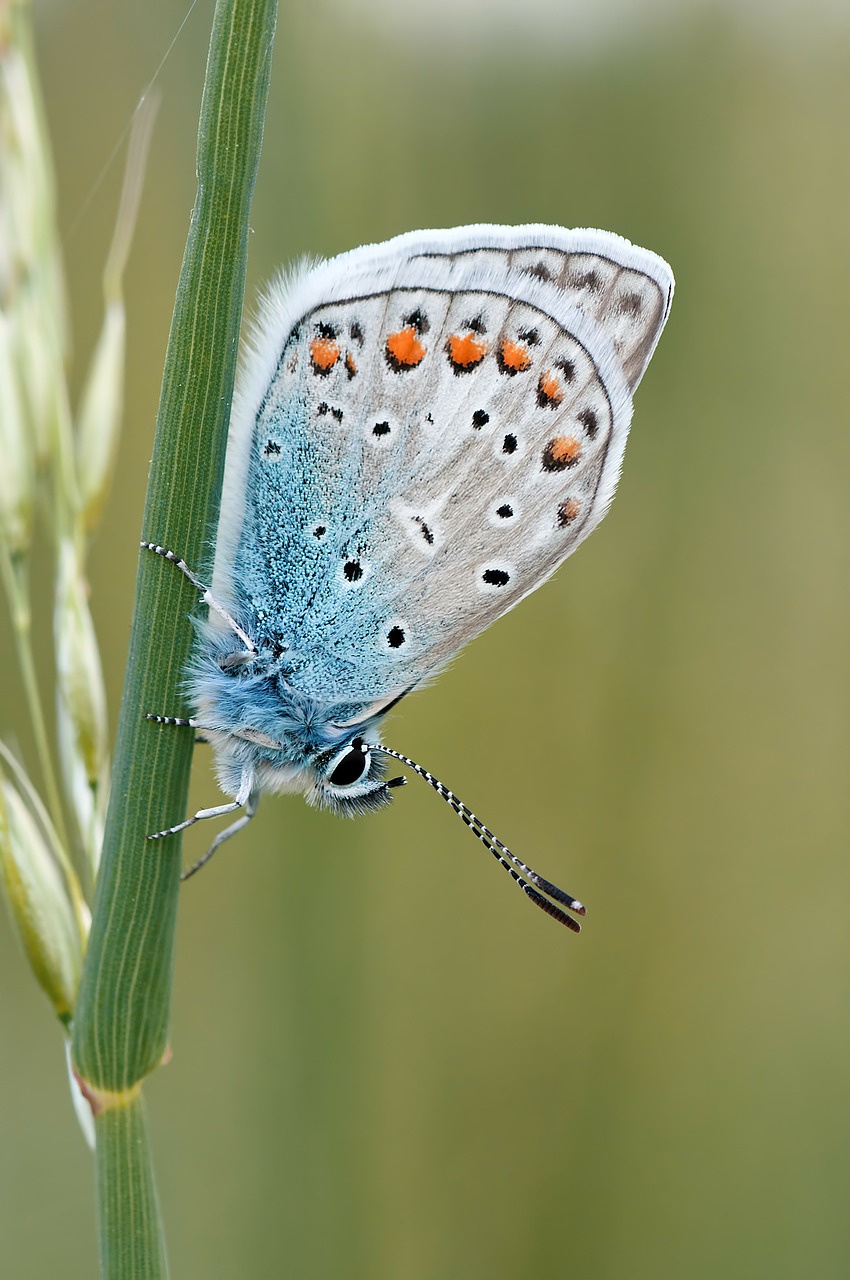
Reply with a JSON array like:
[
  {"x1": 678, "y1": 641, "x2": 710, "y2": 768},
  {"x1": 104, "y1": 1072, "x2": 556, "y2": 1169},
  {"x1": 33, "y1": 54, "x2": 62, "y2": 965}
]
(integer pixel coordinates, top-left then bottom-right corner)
[{"x1": 327, "y1": 739, "x2": 370, "y2": 787}]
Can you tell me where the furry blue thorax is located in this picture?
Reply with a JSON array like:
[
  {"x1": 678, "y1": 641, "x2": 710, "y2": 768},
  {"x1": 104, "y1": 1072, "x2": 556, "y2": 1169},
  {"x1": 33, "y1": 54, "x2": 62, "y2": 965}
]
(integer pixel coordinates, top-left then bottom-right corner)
[{"x1": 187, "y1": 619, "x2": 396, "y2": 816}]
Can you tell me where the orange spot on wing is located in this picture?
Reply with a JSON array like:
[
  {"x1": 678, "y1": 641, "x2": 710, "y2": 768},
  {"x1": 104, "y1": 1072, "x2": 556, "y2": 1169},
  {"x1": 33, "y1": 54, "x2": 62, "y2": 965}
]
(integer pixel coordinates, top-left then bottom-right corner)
[
  {"x1": 498, "y1": 338, "x2": 532, "y2": 373},
  {"x1": 542, "y1": 436, "x2": 582, "y2": 471},
  {"x1": 446, "y1": 332, "x2": 488, "y2": 369},
  {"x1": 558, "y1": 498, "x2": 581, "y2": 526},
  {"x1": 537, "y1": 370, "x2": 564, "y2": 405},
  {"x1": 345, "y1": 352, "x2": 357, "y2": 377},
  {"x1": 310, "y1": 336, "x2": 341, "y2": 372},
  {"x1": 386, "y1": 326, "x2": 426, "y2": 370}
]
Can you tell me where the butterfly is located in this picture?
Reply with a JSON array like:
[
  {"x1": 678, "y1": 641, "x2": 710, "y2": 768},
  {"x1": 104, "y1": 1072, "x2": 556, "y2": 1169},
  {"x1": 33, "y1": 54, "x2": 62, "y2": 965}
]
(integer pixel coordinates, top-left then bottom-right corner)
[{"x1": 145, "y1": 224, "x2": 674, "y2": 931}]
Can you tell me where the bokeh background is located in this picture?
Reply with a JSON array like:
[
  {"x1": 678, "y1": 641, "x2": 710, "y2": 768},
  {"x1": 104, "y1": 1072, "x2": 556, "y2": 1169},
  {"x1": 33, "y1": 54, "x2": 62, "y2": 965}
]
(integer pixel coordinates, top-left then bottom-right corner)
[{"x1": 2, "y1": 0, "x2": 849, "y2": 1275}]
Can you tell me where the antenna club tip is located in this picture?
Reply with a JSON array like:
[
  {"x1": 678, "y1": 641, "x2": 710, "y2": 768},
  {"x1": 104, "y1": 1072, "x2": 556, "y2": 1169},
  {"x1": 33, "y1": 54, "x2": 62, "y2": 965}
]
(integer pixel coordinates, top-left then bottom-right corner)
[{"x1": 572, "y1": 901, "x2": 587, "y2": 916}]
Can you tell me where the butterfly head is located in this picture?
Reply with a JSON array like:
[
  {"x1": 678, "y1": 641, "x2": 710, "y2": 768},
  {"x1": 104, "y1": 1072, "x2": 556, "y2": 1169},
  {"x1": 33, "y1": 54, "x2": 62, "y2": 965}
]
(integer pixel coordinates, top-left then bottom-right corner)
[{"x1": 306, "y1": 735, "x2": 406, "y2": 816}]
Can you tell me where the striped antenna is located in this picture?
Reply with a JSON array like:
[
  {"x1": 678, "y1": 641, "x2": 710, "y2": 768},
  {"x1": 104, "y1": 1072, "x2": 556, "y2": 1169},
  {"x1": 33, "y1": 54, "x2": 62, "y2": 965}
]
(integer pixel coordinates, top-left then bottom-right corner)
[{"x1": 365, "y1": 743, "x2": 585, "y2": 933}]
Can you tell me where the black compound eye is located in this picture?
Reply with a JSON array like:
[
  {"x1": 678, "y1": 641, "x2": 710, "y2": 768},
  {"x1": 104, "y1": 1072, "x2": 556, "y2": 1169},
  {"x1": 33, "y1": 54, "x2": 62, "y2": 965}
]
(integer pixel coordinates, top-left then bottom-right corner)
[{"x1": 328, "y1": 740, "x2": 369, "y2": 787}]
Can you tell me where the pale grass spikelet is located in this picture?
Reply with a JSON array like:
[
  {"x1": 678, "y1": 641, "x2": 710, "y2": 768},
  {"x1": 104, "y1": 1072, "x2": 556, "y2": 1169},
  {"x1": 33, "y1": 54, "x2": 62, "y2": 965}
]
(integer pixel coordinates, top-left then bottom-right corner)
[
  {"x1": 54, "y1": 539, "x2": 110, "y2": 874},
  {"x1": 64, "y1": 1039, "x2": 96, "y2": 1150},
  {"x1": 0, "y1": 7, "x2": 56, "y2": 282},
  {"x1": 1, "y1": 5, "x2": 151, "y2": 957},
  {"x1": 0, "y1": 1, "x2": 69, "y2": 470},
  {"x1": 0, "y1": 770, "x2": 86, "y2": 1023},
  {"x1": 23, "y1": 285, "x2": 76, "y2": 487},
  {"x1": 75, "y1": 92, "x2": 156, "y2": 530},
  {"x1": 0, "y1": 308, "x2": 33, "y2": 552},
  {"x1": 75, "y1": 298, "x2": 126, "y2": 531}
]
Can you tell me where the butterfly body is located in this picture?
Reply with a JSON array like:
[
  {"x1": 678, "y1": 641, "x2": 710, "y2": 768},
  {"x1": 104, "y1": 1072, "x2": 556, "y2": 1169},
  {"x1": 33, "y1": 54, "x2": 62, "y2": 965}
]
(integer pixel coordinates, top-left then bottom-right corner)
[
  {"x1": 147, "y1": 224, "x2": 673, "y2": 920},
  {"x1": 187, "y1": 615, "x2": 395, "y2": 815}
]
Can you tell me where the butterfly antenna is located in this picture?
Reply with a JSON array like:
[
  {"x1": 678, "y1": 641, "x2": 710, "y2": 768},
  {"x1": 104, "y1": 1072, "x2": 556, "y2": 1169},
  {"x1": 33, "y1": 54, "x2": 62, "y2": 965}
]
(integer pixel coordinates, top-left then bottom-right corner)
[{"x1": 366, "y1": 744, "x2": 586, "y2": 933}]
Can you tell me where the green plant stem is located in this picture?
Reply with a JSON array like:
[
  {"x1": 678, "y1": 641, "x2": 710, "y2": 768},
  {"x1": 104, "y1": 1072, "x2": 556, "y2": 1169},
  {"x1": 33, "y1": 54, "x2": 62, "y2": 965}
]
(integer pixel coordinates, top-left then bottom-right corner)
[
  {"x1": 0, "y1": 543, "x2": 71, "y2": 853},
  {"x1": 71, "y1": 0, "x2": 278, "y2": 1273},
  {"x1": 94, "y1": 1096, "x2": 168, "y2": 1279}
]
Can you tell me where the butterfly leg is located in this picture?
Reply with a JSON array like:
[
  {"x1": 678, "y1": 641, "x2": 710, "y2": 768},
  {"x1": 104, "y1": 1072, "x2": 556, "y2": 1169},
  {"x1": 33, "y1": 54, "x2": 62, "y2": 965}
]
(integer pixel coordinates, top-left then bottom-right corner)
[
  {"x1": 179, "y1": 792, "x2": 259, "y2": 882},
  {"x1": 146, "y1": 713, "x2": 201, "y2": 730},
  {"x1": 146, "y1": 723, "x2": 256, "y2": 842},
  {"x1": 145, "y1": 712, "x2": 210, "y2": 744},
  {"x1": 140, "y1": 540, "x2": 258, "y2": 658},
  {"x1": 147, "y1": 774, "x2": 256, "y2": 864},
  {"x1": 147, "y1": 798, "x2": 245, "y2": 842},
  {"x1": 147, "y1": 793, "x2": 257, "y2": 876},
  {"x1": 145, "y1": 713, "x2": 258, "y2": 877}
]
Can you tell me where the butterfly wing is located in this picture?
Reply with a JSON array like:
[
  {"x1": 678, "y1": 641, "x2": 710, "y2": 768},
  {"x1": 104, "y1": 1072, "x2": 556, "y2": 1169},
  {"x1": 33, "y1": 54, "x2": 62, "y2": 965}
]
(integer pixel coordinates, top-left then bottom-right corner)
[{"x1": 215, "y1": 226, "x2": 673, "y2": 704}]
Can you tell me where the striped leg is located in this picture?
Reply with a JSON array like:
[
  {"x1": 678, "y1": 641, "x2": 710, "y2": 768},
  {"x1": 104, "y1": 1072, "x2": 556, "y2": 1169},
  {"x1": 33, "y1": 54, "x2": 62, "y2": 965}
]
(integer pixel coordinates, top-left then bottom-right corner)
[
  {"x1": 147, "y1": 791, "x2": 258, "y2": 877},
  {"x1": 147, "y1": 798, "x2": 245, "y2": 842},
  {"x1": 141, "y1": 541, "x2": 258, "y2": 659},
  {"x1": 145, "y1": 712, "x2": 258, "y2": 878},
  {"x1": 180, "y1": 793, "x2": 259, "y2": 881},
  {"x1": 145, "y1": 711, "x2": 211, "y2": 744},
  {"x1": 146, "y1": 713, "x2": 202, "y2": 729}
]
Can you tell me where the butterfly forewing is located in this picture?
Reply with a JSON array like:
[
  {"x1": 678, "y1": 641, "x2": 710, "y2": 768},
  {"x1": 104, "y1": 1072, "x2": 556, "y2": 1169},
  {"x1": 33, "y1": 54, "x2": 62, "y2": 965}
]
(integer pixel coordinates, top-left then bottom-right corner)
[{"x1": 219, "y1": 228, "x2": 672, "y2": 703}]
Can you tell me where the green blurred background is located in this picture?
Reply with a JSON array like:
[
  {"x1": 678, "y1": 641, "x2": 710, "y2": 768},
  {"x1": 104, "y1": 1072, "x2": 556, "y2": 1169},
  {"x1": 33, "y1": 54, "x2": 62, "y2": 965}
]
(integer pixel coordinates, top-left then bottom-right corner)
[{"x1": 2, "y1": 0, "x2": 849, "y2": 1275}]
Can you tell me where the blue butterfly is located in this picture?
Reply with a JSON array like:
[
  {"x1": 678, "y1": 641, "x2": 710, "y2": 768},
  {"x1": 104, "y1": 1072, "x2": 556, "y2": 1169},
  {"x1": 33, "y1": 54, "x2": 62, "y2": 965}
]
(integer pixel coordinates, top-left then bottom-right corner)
[{"x1": 145, "y1": 225, "x2": 673, "y2": 930}]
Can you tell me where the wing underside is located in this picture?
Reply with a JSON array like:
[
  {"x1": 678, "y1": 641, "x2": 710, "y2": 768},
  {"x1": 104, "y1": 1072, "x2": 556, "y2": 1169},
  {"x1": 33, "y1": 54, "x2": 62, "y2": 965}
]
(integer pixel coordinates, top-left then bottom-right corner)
[{"x1": 214, "y1": 228, "x2": 673, "y2": 703}]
